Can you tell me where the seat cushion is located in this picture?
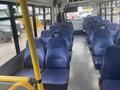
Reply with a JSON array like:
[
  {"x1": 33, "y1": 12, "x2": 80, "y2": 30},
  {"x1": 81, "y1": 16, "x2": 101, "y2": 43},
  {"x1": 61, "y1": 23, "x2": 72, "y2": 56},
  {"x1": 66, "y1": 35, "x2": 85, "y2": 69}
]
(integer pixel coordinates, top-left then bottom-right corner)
[
  {"x1": 42, "y1": 69, "x2": 69, "y2": 90},
  {"x1": 92, "y1": 56, "x2": 103, "y2": 69},
  {"x1": 14, "y1": 68, "x2": 42, "y2": 78},
  {"x1": 102, "y1": 80, "x2": 120, "y2": 90}
]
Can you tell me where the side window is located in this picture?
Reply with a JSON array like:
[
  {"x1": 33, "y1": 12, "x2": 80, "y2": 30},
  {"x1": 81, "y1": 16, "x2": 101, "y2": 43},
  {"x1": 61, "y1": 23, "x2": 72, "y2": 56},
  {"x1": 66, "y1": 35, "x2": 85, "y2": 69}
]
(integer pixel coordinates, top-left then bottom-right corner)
[
  {"x1": 106, "y1": 2, "x2": 111, "y2": 21},
  {"x1": 45, "y1": 8, "x2": 51, "y2": 29},
  {"x1": 37, "y1": 7, "x2": 44, "y2": 37},
  {"x1": 113, "y1": 0, "x2": 120, "y2": 24},
  {"x1": 0, "y1": 4, "x2": 9, "y2": 18},
  {"x1": 0, "y1": 4, "x2": 16, "y2": 65}
]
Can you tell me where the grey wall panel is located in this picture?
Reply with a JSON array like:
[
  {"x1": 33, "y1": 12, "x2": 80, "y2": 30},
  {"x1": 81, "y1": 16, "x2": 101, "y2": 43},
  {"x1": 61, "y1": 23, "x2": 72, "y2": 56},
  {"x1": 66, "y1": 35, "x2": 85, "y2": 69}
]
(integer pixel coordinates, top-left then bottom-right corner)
[{"x1": 0, "y1": 51, "x2": 24, "y2": 75}]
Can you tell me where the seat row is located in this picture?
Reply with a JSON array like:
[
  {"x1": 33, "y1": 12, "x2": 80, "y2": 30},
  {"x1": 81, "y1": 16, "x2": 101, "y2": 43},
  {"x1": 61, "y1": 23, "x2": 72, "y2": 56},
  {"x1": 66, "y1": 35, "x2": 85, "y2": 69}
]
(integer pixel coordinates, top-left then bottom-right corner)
[
  {"x1": 14, "y1": 21, "x2": 74, "y2": 90},
  {"x1": 83, "y1": 15, "x2": 120, "y2": 90},
  {"x1": 84, "y1": 15, "x2": 120, "y2": 69}
]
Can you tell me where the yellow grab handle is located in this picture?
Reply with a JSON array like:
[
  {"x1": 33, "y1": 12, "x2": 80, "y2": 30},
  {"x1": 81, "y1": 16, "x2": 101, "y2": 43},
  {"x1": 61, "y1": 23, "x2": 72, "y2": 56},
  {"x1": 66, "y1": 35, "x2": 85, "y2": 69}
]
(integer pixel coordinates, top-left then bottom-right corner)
[
  {"x1": 0, "y1": 76, "x2": 29, "y2": 83},
  {"x1": 19, "y1": 0, "x2": 44, "y2": 90},
  {"x1": 0, "y1": 76, "x2": 34, "y2": 90},
  {"x1": 9, "y1": 82, "x2": 34, "y2": 90}
]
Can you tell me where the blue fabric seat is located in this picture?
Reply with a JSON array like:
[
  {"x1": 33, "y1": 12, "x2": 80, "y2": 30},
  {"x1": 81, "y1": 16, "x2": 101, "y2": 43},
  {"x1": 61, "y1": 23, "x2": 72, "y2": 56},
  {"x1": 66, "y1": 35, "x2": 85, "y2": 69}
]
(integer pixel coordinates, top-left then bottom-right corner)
[
  {"x1": 41, "y1": 30, "x2": 52, "y2": 48},
  {"x1": 60, "y1": 28, "x2": 73, "y2": 50},
  {"x1": 50, "y1": 23, "x2": 73, "y2": 50},
  {"x1": 24, "y1": 38, "x2": 45, "y2": 69},
  {"x1": 107, "y1": 23, "x2": 120, "y2": 40},
  {"x1": 42, "y1": 69, "x2": 69, "y2": 90},
  {"x1": 92, "y1": 56, "x2": 103, "y2": 69},
  {"x1": 100, "y1": 46, "x2": 120, "y2": 90},
  {"x1": 85, "y1": 16, "x2": 102, "y2": 35},
  {"x1": 64, "y1": 22, "x2": 74, "y2": 35},
  {"x1": 91, "y1": 30, "x2": 114, "y2": 69},
  {"x1": 102, "y1": 80, "x2": 120, "y2": 90},
  {"x1": 45, "y1": 36, "x2": 70, "y2": 65},
  {"x1": 15, "y1": 38, "x2": 45, "y2": 78},
  {"x1": 87, "y1": 22, "x2": 99, "y2": 44},
  {"x1": 88, "y1": 22, "x2": 108, "y2": 44},
  {"x1": 92, "y1": 16, "x2": 102, "y2": 22},
  {"x1": 83, "y1": 15, "x2": 92, "y2": 31},
  {"x1": 15, "y1": 69, "x2": 34, "y2": 78},
  {"x1": 114, "y1": 30, "x2": 120, "y2": 45},
  {"x1": 42, "y1": 36, "x2": 70, "y2": 90},
  {"x1": 50, "y1": 24, "x2": 73, "y2": 59}
]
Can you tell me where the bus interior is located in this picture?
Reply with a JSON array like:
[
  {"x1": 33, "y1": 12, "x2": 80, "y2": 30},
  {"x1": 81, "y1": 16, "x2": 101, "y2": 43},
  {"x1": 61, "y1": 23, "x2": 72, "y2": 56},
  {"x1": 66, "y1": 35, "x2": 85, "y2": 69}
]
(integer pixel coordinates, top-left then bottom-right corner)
[{"x1": 0, "y1": 0, "x2": 120, "y2": 90}]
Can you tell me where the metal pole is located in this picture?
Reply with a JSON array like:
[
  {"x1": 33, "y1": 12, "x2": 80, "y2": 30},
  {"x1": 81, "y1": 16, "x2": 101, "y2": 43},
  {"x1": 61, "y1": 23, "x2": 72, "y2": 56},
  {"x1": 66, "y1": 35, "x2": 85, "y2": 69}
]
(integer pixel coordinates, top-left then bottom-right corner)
[
  {"x1": 111, "y1": 0, "x2": 113, "y2": 22},
  {"x1": 43, "y1": 7, "x2": 46, "y2": 30},
  {"x1": 32, "y1": 5, "x2": 37, "y2": 37},
  {"x1": 50, "y1": 7, "x2": 52, "y2": 25},
  {"x1": 19, "y1": 0, "x2": 44, "y2": 90},
  {"x1": 105, "y1": 3, "x2": 107, "y2": 20},
  {"x1": 8, "y1": 4, "x2": 20, "y2": 54},
  {"x1": 100, "y1": 3, "x2": 102, "y2": 16}
]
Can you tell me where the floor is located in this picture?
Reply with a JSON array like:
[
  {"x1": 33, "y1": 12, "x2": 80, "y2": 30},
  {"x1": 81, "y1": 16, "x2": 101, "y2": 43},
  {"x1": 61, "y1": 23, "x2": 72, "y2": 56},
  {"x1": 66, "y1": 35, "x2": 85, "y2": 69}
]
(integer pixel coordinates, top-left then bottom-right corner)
[{"x1": 68, "y1": 35, "x2": 100, "y2": 90}]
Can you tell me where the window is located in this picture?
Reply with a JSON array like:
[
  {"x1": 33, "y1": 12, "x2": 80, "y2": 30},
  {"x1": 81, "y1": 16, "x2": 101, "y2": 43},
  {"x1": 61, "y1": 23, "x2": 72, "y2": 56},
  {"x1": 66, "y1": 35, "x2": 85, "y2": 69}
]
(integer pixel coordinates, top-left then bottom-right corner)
[
  {"x1": 0, "y1": 4, "x2": 9, "y2": 18},
  {"x1": 112, "y1": 0, "x2": 120, "y2": 24},
  {"x1": 0, "y1": 20, "x2": 16, "y2": 65},
  {"x1": 36, "y1": 7, "x2": 44, "y2": 37},
  {"x1": 15, "y1": 18, "x2": 27, "y2": 51},
  {"x1": 45, "y1": 8, "x2": 51, "y2": 29},
  {"x1": 28, "y1": 6, "x2": 33, "y2": 15},
  {"x1": 35, "y1": 7, "x2": 39, "y2": 15}
]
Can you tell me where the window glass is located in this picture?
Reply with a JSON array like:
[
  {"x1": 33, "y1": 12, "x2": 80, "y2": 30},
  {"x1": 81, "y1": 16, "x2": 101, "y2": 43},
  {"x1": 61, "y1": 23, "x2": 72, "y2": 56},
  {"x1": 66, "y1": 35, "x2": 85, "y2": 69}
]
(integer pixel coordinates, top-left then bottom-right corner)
[
  {"x1": 40, "y1": 8, "x2": 43, "y2": 14},
  {"x1": 36, "y1": 15, "x2": 44, "y2": 37},
  {"x1": 15, "y1": 18, "x2": 27, "y2": 51},
  {"x1": 67, "y1": 6, "x2": 93, "y2": 31},
  {"x1": 113, "y1": 7, "x2": 119, "y2": 24},
  {"x1": 0, "y1": 20, "x2": 16, "y2": 65},
  {"x1": 0, "y1": 4, "x2": 9, "y2": 18},
  {"x1": 106, "y1": 2, "x2": 111, "y2": 21},
  {"x1": 67, "y1": 6, "x2": 93, "y2": 20},
  {"x1": 35, "y1": 7, "x2": 39, "y2": 14},
  {"x1": 28, "y1": 6, "x2": 33, "y2": 15},
  {"x1": 12, "y1": 5, "x2": 22, "y2": 16}
]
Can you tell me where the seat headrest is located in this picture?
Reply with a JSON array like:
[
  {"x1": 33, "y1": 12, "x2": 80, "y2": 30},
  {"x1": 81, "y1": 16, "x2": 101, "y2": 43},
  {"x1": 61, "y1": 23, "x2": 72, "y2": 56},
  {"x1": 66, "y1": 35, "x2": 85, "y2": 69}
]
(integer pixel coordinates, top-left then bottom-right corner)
[
  {"x1": 41, "y1": 30, "x2": 52, "y2": 38},
  {"x1": 47, "y1": 37, "x2": 67, "y2": 49},
  {"x1": 52, "y1": 31, "x2": 62, "y2": 37}
]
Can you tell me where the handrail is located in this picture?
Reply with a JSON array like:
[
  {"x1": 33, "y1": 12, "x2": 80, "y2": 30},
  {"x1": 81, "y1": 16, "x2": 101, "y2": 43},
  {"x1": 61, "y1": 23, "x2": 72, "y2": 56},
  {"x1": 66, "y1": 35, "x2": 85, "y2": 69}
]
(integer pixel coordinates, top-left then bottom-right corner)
[
  {"x1": 19, "y1": 0, "x2": 44, "y2": 90},
  {"x1": 0, "y1": 76, "x2": 29, "y2": 83},
  {"x1": 0, "y1": 76, "x2": 34, "y2": 90},
  {"x1": 9, "y1": 82, "x2": 34, "y2": 90}
]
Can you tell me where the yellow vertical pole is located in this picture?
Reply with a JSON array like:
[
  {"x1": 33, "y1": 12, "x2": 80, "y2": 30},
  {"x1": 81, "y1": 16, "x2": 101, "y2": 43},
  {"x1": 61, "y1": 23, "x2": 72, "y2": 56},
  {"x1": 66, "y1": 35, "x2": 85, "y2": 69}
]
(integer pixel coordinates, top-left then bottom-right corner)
[{"x1": 19, "y1": 0, "x2": 44, "y2": 90}]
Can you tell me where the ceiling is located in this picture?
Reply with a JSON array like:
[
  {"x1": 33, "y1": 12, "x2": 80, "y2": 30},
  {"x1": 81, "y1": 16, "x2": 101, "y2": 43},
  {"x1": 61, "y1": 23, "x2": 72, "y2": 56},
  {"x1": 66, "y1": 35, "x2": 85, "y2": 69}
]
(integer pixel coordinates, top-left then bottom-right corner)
[{"x1": 0, "y1": 0, "x2": 111, "y2": 6}]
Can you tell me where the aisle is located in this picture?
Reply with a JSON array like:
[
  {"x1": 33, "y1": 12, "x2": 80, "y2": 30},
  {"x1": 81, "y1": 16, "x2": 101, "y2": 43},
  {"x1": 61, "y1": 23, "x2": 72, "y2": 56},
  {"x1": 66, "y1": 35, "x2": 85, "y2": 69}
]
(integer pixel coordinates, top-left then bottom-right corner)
[{"x1": 68, "y1": 35, "x2": 100, "y2": 90}]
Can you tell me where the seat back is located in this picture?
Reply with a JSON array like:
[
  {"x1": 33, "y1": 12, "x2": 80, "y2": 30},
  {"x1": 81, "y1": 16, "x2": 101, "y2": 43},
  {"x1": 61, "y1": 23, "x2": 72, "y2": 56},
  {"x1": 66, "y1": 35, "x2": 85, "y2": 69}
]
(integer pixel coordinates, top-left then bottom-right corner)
[
  {"x1": 107, "y1": 23, "x2": 120, "y2": 39},
  {"x1": 92, "y1": 30, "x2": 114, "y2": 56},
  {"x1": 89, "y1": 23, "x2": 107, "y2": 43},
  {"x1": 50, "y1": 23, "x2": 73, "y2": 50},
  {"x1": 45, "y1": 36, "x2": 69, "y2": 68},
  {"x1": 101, "y1": 46, "x2": 120, "y2": 80},
  {"x1": 24, "y1": 38, "x2": 45, "y2": 68},
  {"x1": 114, "y1": 30, "x2": 120, "y2": 45},
  {"x1": 92, "y1": 16, "x2": 102, "y2": 22},
  {"x1": 41, "y1": 30, "x2": 52, "y2": 47},
  {"x1": 41, "y1": 30, "x2": 52, "y2": 38}
]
